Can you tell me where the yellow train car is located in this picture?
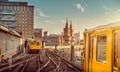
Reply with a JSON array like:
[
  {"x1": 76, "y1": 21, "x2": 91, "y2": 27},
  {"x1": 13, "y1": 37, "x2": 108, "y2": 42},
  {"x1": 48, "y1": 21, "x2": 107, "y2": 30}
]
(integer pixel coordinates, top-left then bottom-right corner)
[
  {"x1": 83, "y1": 22, "x2": 120, "y2": 72},
  {"x1": 26, "y1": 39, "x2": 42, "y2": 53},
  {"x1": 30, "y1": 39, "x2": 42, "y2": 50}
]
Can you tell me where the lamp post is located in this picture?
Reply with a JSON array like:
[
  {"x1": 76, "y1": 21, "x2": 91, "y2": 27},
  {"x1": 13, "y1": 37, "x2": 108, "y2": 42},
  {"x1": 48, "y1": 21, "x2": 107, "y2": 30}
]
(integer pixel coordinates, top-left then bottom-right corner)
[
  {"x1": 55, "y1": 44, "x2": 58, "y2": 54},
  {"x1": 71, "y1": 39, "x2": 74, "y2": 61},
  {"x1": 41, "y1": 41, "x2": 45, "y2": 56}
]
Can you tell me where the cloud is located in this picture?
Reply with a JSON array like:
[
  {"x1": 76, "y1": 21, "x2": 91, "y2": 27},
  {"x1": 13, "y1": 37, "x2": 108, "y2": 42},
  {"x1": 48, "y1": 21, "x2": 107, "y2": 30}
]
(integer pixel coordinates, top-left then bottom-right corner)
[
  {"x1": 105, "y1": 12, "x2": 109, "y2": 15},
  {"x1": 102, "y1": 6, "x2": 111, "y2": 15},
  {"x1": 60, "y1": 20, "x2": 66, "y2": 23},
  {"x1": 35, "y1": 9, "x2": 50, "y2": 18},
  {"x1": 103, "y1": 6, "x2": 111, "y2": 11},
  {"x1": 45, "y1": 20, "x2": 55, "y2": 24},
  {"x1": 75, "y1": 3, "x2": 85, "y2": 12},
  {"x1": 117, "y1": 9, "x2": 120, "y2": 12},
  {"x1": 39, "y1": 11, "x2": 50, "y2": 18}
]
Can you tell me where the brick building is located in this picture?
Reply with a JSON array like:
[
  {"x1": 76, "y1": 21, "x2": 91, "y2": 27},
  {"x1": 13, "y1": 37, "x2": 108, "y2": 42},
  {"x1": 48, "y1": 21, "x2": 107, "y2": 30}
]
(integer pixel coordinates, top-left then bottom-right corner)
[{"x1": 63, "y1": 19, "x2": 74, "y2": 45}]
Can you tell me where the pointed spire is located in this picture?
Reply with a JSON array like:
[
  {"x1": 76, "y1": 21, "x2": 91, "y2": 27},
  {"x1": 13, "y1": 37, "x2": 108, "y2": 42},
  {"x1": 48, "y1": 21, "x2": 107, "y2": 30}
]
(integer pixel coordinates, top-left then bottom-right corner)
[
  {"x1": 70, "y1": 21, "x2": 72, "y2": 29},
  {"x1": 65, "y1": 18, "x2": 68, "y2": 28}
]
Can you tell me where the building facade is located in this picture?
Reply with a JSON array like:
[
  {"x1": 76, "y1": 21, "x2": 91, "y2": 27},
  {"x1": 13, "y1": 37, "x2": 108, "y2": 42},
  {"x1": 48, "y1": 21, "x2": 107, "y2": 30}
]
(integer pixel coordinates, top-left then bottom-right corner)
[
  {"x1": 34, "y1": 28, "x2": 43, "y2": 40},
  {"x1": 63, "y1": 19, "x2": 74, "y2": 45},
  {"x1": 0, "y1": 24, "x2": 22, "y2": 62},
  {"x1": 74, "y1": 32, "x2": 80, "y2": 45},
  {"x1": 44, "y1": 31, "x2": 49, "y2": 37},
  {"x1": 0, "y1": 0, "x2": 34, "y2": 38},
  {"x1": 42, "y1": 34, "x2": 64, "y2": 46}
]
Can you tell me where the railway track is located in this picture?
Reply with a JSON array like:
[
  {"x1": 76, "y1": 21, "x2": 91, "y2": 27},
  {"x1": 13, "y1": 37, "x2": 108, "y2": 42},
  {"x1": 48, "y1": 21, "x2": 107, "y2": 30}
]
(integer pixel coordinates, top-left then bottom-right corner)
[
  {"x1": 0, "y1": 53, "x2": 28, "y2": 68},
  {"x1": 0, "y1": 54, "x2": 40, "y2": 72},
  {"x1": 39, "y1": 51, "x2": 82, "y2": 72},
  {"x1": 47, "y1": 51, "x2": 82, "y2": 72},
  {"x1": 0, "y1": 54, "x2": 29, "y2": 72},
  {"x1": 0, "y1": 51, "x2": 82, "y2": 72},
  {"x1": 39, "y1": 53, "x2": 57, "y2": 72},
  {"x1": 48, "y1": 53, "x2": 63, "y2": 72},
  {"x1": 13, "y1": 54, "x2": 41, "y2": 72},
  {"x1": 37, "y1": 53, "x2": 50, "y2": 72}
]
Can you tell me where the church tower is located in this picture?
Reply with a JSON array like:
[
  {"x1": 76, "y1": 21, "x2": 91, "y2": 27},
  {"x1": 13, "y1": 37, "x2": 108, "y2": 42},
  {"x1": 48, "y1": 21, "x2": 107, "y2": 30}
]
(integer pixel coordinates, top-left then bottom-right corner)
[
  {"x1": 65, "y1": 19, "x2": 68, "y2": 28},
  {"x1": 63, "y1": 19, "x2": 70, "y2": 44},
  {"x1": 63, "y1": 19, "x2": 74, "y2": 45}
]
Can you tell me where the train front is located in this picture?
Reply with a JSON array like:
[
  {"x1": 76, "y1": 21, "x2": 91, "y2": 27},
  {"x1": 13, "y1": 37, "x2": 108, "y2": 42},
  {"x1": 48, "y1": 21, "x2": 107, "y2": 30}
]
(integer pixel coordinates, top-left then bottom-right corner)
[{"x1": 29, "y1": 40, "x2": 42, "y2": 53}]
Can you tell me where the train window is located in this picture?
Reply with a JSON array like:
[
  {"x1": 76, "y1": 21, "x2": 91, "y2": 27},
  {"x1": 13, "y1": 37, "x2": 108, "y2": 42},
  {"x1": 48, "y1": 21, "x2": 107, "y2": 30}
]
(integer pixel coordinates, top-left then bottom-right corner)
[
  {"x1": 114, "y1": 33, "x2": 118, "y2": 67},
  {"x1": 96, "y1": 35, "x2": 106, "y2": 64},
  {"x1": 31, "y1": 41, "x2": 36, "y2": 45},
  {"x1": 37, "y1": 42, "x2": 40, "y2": 45}
]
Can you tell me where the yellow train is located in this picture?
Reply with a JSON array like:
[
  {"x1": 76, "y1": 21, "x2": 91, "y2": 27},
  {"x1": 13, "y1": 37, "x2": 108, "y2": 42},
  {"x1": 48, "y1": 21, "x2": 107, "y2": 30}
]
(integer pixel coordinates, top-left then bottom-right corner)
[
  {"x1": 83, "y1": 22, "x2": 120, "y2": 72},
  {"x1": 25, "y1": 39, "x2": 45, "y2": 53}
]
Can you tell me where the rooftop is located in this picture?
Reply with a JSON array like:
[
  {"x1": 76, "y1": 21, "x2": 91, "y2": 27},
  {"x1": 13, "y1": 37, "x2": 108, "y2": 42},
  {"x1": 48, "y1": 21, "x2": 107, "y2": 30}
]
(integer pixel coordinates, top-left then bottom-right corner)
[{"x1": 0, "y1": 0, "x2": 34, "y2": 6}]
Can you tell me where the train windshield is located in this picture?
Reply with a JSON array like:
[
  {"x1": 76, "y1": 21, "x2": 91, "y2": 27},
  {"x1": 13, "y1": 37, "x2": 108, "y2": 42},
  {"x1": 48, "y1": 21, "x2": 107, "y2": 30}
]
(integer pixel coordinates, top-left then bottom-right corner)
[{"x1": 30, "y1": 41, "x2": 40, "y2": 45}]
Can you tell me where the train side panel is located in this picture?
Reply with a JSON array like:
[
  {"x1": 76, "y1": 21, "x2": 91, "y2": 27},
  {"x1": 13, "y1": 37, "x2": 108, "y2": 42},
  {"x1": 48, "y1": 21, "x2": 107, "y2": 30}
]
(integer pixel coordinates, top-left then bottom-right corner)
[
  {"x1": 83, "y1": 27, "x2": 120, "y2": 72},
  {"x1": 92, "y1": 29, "x2": 112, "y2": 72}
]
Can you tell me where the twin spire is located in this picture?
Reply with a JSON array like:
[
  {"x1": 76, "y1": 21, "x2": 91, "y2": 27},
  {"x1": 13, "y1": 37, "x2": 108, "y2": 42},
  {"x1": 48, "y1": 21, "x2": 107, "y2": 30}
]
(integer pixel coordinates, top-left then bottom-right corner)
[{"x1": 65, "y1": 18, "x2": 72, "y2": 29}]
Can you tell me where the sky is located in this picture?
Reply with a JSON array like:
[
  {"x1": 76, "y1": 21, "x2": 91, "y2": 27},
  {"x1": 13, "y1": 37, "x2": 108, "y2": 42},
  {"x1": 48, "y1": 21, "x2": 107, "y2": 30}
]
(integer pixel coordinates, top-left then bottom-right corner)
[{"x1": 10, "y1": 0, "x2": 120, "y2": 38}]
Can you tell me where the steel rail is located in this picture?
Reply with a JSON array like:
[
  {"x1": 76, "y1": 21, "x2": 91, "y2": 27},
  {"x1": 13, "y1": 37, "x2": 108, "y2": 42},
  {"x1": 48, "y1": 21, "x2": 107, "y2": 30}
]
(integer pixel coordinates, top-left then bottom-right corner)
[
  {"x1": 48, "y1": 52, "x2": 63, "y2": 72},
  {"x1": 48, "y1": 51, "x2": 82, "y2": 72},
  {"x1": 20, "y1": 54, "x2": 39, "y2": 72},
  {"x1": 37, "y1": 53, "x2": 50, "y2": 72},
  {"x1": 0, "y1": 54, "x2": 28, "y2": 68},
  {"x1": 0, "y1": 54, "x2": 39, "y2": 72}
]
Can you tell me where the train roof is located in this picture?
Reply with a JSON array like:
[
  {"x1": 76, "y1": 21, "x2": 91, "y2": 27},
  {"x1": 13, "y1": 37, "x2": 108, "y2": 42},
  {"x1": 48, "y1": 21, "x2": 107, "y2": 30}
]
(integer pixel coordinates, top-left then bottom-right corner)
[
  {"x1": 84, "y1": 21, "x2": 120, "y2": 33},
  {"x1": 26, "y1": 38, "x2": 41, "y2": 41}
]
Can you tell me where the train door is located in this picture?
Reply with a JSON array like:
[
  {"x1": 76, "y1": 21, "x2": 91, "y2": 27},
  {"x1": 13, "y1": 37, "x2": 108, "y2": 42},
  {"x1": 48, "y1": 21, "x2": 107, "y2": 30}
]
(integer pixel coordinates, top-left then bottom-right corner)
[
  {"x1": 92, "y1": 30, "x2": 112, "y2": 72},
  {"x1": 118, "y1": 31, "x2": 120, "y2": 72},
  {"x1": 113, "y1": 31, "x2": 119, "y2": 72},
  {"x1": 119, "y1": 35, "x2": 120, "y2": 72},
  {"x1": 83, "y1": 33, "x2": 88, "y2": 72},
  {"x1": 83, "y1": 33, "x2": 94, "y2": 72},
  {"x1": 88, "y1": 34, "x2": 94, "y2": 72},
  {"x1": 83, "y1": 33, "x2": 90, "y2": 72},
  {"x1": 0, "y1": 32, "x2": 1, "y2": 55}
]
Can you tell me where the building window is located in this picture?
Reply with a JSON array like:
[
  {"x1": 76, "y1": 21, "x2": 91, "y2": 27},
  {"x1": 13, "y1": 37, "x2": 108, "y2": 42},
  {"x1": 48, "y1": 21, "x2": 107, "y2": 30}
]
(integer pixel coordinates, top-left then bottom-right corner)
[
  {"x1": 6, "y1": 6, "x2": 9, "y2": 10},
  {"x1": 24, "y1": 7, "x2": 26, "y2": 11},
  {"x1": 20, "y1": 6, "x2": 23, "y2": 11},
  {"x1": 14, "y1": 6, "x2": 16, "y2": 10},
  {"x1": 0, "y1": 16, "x2": 2, "y2": 20},
  {"x1": 96, "y1": 34, "x2": 107, "y2": 64}
]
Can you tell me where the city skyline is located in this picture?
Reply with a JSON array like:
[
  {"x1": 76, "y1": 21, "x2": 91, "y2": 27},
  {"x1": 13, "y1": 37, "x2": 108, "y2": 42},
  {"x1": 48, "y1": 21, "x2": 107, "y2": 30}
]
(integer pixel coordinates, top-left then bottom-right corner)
[{"x1": 10, "y1": 0, "x2": 120, "y2": 38}]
